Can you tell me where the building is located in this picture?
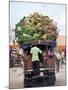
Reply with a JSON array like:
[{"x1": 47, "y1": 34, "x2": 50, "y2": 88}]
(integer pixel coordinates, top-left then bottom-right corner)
[
  {"x1": 56, "y1": 35, "x2": 66, "y2": 51},
  {"x1": 9, "y1": 27, "x2": 15, "y2": 44}
]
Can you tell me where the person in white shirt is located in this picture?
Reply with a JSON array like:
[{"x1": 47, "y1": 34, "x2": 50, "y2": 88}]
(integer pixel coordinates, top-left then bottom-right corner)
[
  {"x1": 54, "y1": 51, "x2": 61, "y2": 72},
  {"x1": 18, "y1": 45, "x2": 24, "y2": 65},
  {"x1": 61, "y1": 50, "x2": 65, "y2": 64}
]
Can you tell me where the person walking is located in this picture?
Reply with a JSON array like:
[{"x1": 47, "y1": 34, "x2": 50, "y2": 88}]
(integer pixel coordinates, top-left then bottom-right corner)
[
  {"x1": 30, "y1": 45, "x2": 42, "y2": 76},
  {"x1": 18, "y1": 44, "x2": 24, "y2": 65},
  {"x1": 61, "y1": 49, "x2": 65, "y2": 65},
  {"x1": 55, "y1": 51, "x2": 61, "y2": 72}
]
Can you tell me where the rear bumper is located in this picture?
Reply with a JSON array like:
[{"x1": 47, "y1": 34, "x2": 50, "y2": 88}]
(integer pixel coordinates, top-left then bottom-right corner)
[
  {"x1": 25, "y1": 74, "x2": 47, "y2": 81},
  {"x1": 24, "y1": 67, "x2": 55, "y2": 72},
  {"x1": 24, "y1": 68, "x2": 56, "y2": 81}
]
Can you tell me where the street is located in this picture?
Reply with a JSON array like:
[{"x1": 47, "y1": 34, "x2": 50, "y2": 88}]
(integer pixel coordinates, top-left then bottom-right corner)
[
  {"x1": 55, "y1": 64, "x2": 66, "y2": 86},
  {"x1": 9, "y1": 64, "x2": 66, "y2": 89},
  {"x1": 9, "y1": 65, "x2": 24, "y2": 89}
]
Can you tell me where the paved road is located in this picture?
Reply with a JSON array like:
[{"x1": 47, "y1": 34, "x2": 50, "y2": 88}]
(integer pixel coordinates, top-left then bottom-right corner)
[
  {"x1": 9, "y1": 64, "x2": 66, "y2": 89},
  {"x1": 9, "y1": 65, "x2": 24, "y2": 89},
  {"x1": 55, "y1": 64, "x2": 66, "y2": 86}
]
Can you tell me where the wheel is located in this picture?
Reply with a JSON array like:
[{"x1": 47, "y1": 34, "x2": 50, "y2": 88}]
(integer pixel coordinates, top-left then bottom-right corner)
[
  {"x1": 46, "y1": 73, "x2": 56, "y2": 86},
  {"x1": 24, "y1": 79, "x2": 32, "y2": 87},
  {"x1": 10, "y1": 60, "x2": 14, "y2": 68},
  {"x1": 47, "y1": 78, "x2": 55, "y2": 86}
]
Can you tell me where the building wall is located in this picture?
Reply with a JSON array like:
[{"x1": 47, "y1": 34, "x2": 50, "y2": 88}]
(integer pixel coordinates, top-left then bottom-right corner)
[
  {"x1": 56, "y1": 35, "x2": 65, "y2": 46},
  {"x1": 9, "y1": 27, "x2": 15, "y2": 44},
  {"x1": 56, "y1": 35, "x2": 66, "y2": 51}
]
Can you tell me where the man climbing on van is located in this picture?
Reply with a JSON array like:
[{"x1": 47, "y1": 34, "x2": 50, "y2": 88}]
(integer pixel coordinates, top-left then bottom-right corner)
[{"x1": 30, "y1": 45, "x2": 42, "y2": 76}]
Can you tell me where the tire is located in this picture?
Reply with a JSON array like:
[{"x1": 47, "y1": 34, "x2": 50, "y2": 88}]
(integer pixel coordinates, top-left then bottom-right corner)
[
  {"x1": 47, "y1": 78, "x2": 55, "y2": 85},
  {"x1": 10, "y1": 60, "x2": 14, "y2": 68},
  {"x1": 46, "y1": 73, "x2": 56, "y2": 86},
  {"x1": 24, "y1": 78, "x2": 32, "y2": 87}
]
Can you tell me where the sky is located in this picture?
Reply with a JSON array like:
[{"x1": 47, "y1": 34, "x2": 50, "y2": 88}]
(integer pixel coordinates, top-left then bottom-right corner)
[{"x1": 10, "y1": 1, "x2": 66, "y2": 36}]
